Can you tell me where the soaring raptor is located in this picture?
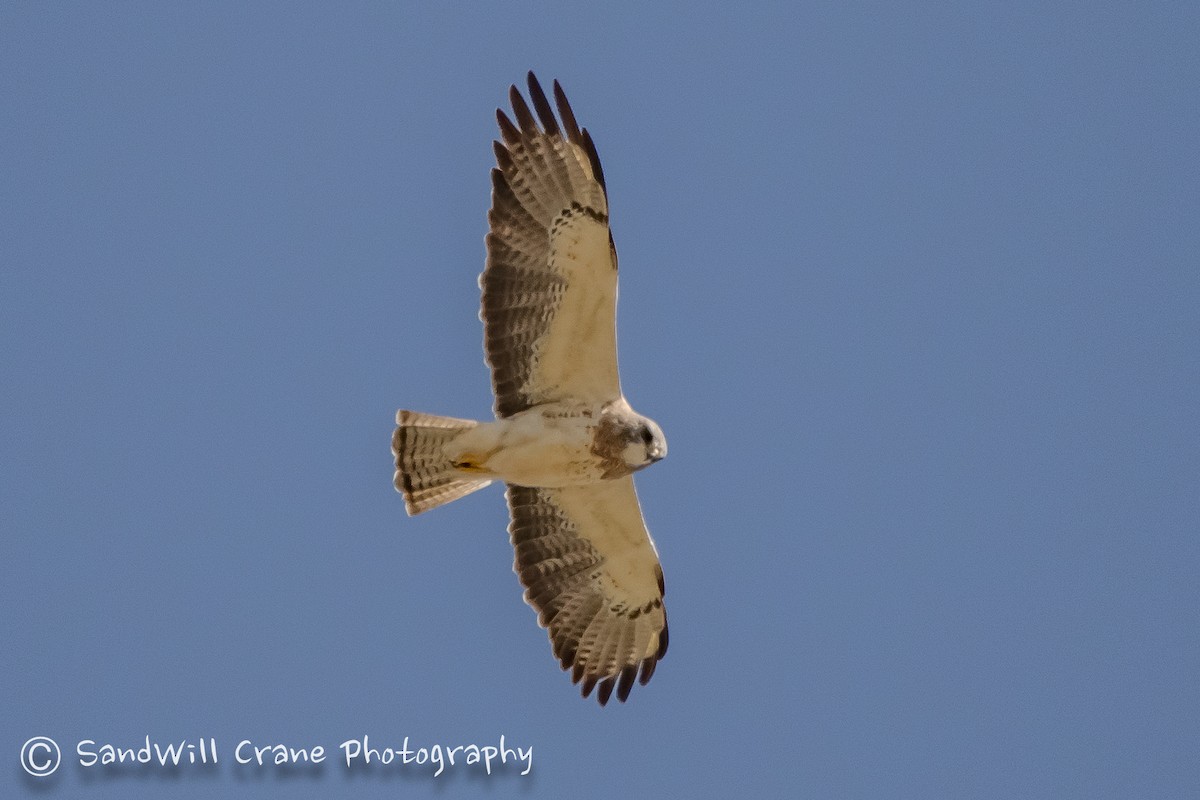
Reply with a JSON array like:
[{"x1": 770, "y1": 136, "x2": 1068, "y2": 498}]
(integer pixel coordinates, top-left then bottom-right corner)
[{"x1": 393, "y1": 73, "x2": 668, "y2": 705}]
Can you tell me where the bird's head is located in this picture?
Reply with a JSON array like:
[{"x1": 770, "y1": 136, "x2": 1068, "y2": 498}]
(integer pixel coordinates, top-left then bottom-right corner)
[
  {"x1": 622, "y1": 415, "x2": 667, "y2": 471},
  {"x1": 595, "y1": 401, "x2": 668, "y2": 478}
]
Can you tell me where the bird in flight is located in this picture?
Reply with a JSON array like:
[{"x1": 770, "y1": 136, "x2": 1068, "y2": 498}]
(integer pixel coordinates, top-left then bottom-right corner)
[{"x1": 392, "y1": 72, "x2": 669, "y2": 705}]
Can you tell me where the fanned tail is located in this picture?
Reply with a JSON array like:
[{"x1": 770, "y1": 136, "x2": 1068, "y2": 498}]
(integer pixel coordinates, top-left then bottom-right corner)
[{"x1": 392, "y1": 410, "x2": 492, "y2": 515}]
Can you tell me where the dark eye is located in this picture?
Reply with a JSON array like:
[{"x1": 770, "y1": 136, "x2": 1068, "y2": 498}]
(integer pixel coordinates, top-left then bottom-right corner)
[{"x1": 640, "y1": 427, "x2": 654, "y2": 445}]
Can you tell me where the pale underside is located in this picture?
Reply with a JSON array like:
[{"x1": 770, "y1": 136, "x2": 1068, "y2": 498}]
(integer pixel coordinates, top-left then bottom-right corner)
[{"x1": 448, "y1": 405, "x2": 609, "y2": 487}]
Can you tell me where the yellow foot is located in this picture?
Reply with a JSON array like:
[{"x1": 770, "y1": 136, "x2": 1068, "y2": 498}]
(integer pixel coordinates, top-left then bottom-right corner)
[{"x1": 451, "y1": 455, "x2": 489, "y2": 474}]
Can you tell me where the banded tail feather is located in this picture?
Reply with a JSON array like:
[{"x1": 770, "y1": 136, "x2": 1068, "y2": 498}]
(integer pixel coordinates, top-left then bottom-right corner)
[{"x1": 392, "y1": 410, "x2": 492, "y2": 515}]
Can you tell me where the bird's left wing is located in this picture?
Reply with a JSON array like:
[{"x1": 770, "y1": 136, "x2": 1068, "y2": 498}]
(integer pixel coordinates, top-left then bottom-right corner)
[
  {"x1": 506, "y1": 477, "x2": 668, "y2": 705},
  {"x1": 482, "y1": 72, "x2": 621, "y2": 418}
]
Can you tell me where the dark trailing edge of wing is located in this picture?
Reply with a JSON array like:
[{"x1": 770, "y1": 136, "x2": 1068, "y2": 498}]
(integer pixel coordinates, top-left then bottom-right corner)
[{"x1": 393, "y1": 426, "x2": 414, "y2": 498}]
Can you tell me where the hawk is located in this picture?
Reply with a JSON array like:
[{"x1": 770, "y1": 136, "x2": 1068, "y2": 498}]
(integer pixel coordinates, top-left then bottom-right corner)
[{"x1": 392, "y1": 73, "x2": 669, "y2": 705}]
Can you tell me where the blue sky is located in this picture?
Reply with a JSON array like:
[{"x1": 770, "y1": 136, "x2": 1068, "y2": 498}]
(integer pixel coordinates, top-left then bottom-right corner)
[{"x1": 3, "y1": 3, "x2": 1198, "y2": 798}]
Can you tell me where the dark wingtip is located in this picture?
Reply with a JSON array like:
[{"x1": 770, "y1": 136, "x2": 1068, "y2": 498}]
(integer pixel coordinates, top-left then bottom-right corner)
[
  {"x1": 557, "y1": 644, "x2": 577, "y2": 670},
  {"x1": 492, "y1": 141, "x2": 515, "y2": 172},
  {"x1": 638, "y1": 657, "x2": 657, "y2": 686},
  {"x1": 508, "y1": 83, "x2": 538, "y2": 133},
  {"x1": 616, "y1": 664, "x2": 637, "y2": 702},
  {"x1": 552, "y1": 79, "x2": 582, "y2": 141},
  {"x1": 597, "y1": 677, "x2": 615, "y2": 706},
  {"x1": 526, "y1": 72, "x2": 559, "y2": 135},
  {"x1": 496, "y1": 108, "x2": 520, "y2": 144},
  {"x1": 579, "y1": 128, "x2": 607, "y2": 193}
]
